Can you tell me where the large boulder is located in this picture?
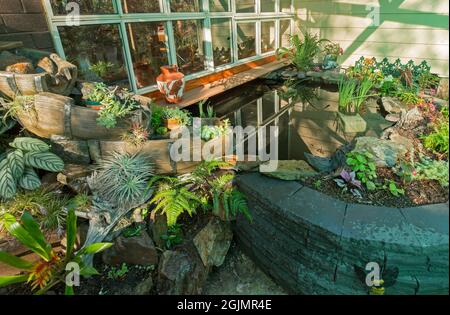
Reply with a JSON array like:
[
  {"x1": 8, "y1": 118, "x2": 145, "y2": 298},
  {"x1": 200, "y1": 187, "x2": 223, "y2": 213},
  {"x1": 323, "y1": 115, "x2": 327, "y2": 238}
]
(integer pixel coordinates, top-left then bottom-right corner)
[
  {"x1": 157, "y1": 249, "x2": 209, "y2": 295},
  {"x1": 260, "y1": 160, "x2": 318, "y2": 181},
  {"x1": 381, "y1": 97, "x2": 408, "y2": 114},
  {"x1": 193, "y1": 218, "x2": 233, "y2": 268},
  {"x1": 102, "y1": 231, "x2": 158, "y2": 266},
  {"x1": 353, "y1": 136, "x2": 409, "y2": 168}
]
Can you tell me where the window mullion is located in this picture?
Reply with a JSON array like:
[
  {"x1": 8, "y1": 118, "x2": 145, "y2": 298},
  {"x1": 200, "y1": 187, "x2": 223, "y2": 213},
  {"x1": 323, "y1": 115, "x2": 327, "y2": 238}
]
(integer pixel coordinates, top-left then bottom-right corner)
[
  {"x1": 166, "y1": 21, "x2": 178, "y2": 67},
  {"x1": 203, "y1": 0, "x2": 215, "y2": 71}
]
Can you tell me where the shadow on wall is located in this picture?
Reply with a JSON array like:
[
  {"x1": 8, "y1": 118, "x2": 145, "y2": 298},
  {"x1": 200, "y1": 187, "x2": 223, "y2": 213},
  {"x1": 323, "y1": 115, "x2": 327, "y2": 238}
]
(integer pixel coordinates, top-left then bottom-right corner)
[{"x1": 293, "y1": 0, "x2": 449, "y2": 76}]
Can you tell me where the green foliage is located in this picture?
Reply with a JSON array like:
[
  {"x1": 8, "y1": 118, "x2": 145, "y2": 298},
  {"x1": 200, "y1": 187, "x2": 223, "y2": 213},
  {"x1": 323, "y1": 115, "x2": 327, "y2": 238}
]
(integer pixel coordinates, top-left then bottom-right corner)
[
  {"x1": 1, "y1": 96, "x2": 36, "y2": 123},
  {"x1": 417, "y1": 71, "x2": 440, "y2": 90},
  {"x1": 0, "y1": 137, "x2": 64, "y2": 200},
  {"x1": 89, "y1": 83, "x2": 142, "y2": 129},
  {"x1": 198, "y1": 99, "x2": 214, "y2": 119},
  {"x1": 338, "y1": 77, "x2": 374, "y2": 114},
  {"x1": 122, "y1": 224, "x2": 143, "y2": 238},
  {"x1": 200, "y1": 120, "x2": 231, "y2": 141},
  {"x1": 161, "y1": 107, "x2": 192, "y2": 126},
  {"x1": 149, "y1": 161, "x2": 252, "y2": 227},
  {"x1": 0, "y1": 209, "x2": 112, "y2": 295},
  {"x1": 89, "y1": 61, "x2": 115, "y2": 78},
  {"x1": 414, "y1": 158, "x2": 449, "y2": 187},
  {"x1": 0, "y1": 188, "x2": 70, "y2": 232},
  {"x1": 396, "y1": 90, "x2": 421, "y2": 105},
  {"x1": 277, "y1": 31, "x2": 328, "y2": 72},
  {"x1": 150, "y1": 178, "x2": 201, "y2": 227},
  {"x1": 93, "y1": 152, "x2": 155, "y2": 207},
  {"x1": 161, "y1": 224, "x2": 183, "y2": 250},
  {"x1": 379, "y1": 75, "x2": 401, "y2": 97},
  {"x1": 107, "y1": 263, "x2": 129, "y2": 280},
  {"x1": 383, "y1": 180, "x2": 405, "y2": 197},
  {"x1": 422, "y1": 111, "x2": 449, "y2": 155},
  {"x1": 313, "y1": 180, "x2": 322, "y2": 189},
  {"x1": 346, "y1": 151, "x2": 378, "y2": 191}
]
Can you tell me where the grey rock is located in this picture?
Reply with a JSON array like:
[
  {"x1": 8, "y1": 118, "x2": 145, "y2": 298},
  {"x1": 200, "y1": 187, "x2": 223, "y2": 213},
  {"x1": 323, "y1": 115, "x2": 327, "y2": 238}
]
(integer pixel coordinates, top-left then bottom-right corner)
[
  {"x1": 385, "y1": 113, "x2": 401, "y2": 123},
  {"x1": 353, "y1": 136, "x2": 408, "y2": 168},
  {"x1": 261, "y1": 160, "x2": 318, "y2": 180},
  {"x1": 134, "y1": 276, "x2": 154, "y2": 295},
  {"x1": 305, "y1": 142, "x2": 354, "y2": 172},
  {"x1": 157, "y1": 249, "x2": 209, "y2": 295},
  {"x1": 150, "y1": 213, "x2": 168, "y2": 249},
  {"x1": 193, "y1": 218, "x2": 233, "y2": 267},
  {"x1": 102, "y1": 231, "x2": 158, "y2": 266},
  {"x1": 381, "y1": 97, "x2": 408, "y2": 114},
  {"x1": 281, "y1": 70, "x2": 298, "y2": 78}
]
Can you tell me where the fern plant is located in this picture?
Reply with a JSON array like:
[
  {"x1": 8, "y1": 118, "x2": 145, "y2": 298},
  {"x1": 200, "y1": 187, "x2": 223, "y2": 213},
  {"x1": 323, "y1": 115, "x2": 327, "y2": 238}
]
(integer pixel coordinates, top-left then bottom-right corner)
[
  {"x1": 0, "y1": 137, "x2": 64, "y2": 200},
  {"x1": 92, "y1": 152, "x2": 155, "y2": 207},
  {"x1": 148, "y1": 161, "x2": 252, "y2": 226}
]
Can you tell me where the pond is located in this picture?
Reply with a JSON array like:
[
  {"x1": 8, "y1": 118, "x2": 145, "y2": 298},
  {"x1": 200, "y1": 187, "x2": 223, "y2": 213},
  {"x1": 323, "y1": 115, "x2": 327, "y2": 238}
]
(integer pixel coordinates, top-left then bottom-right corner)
[{"x1": 195, "y1": 79, "x2": 394, "y2": 162}]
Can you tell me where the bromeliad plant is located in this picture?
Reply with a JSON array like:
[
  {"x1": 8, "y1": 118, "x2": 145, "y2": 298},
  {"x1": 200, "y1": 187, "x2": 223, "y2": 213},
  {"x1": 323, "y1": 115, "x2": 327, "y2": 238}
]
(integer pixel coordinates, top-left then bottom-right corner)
[
  {"x1": 0, "y1": 208, "x2": 112, "y2": 295},
  {"x1": 0, "y1": 137, "x2": 64, "y2": 200}
]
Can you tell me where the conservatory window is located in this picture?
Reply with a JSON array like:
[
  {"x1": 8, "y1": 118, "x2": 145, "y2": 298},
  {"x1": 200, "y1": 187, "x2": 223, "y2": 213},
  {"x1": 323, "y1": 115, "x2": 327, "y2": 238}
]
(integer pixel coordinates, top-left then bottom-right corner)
[
  {"x1": 126, "y1": 22, "x2": 169, "y2": 89},
  {"x1": 170, "y1": 0, "x2": 201, "y2": 12},
  {"x1": 211, "y1": 19, "x2": 233, "y2": 67},
  {"x1": 261, "y1": 21, "x2": 276, "y2": 54},
  {"x1": 58, "y1": 24, "x2": 129, "y2": 86},
  {"x1": 237, "y1": 22, "x2": 256, "y2": 60},
  {"x1": 209, "y1": 0, "x2": 231, "y2": 12},
  {"x1": 236, "y1": 0, "x2": 256, "y2": 13},
  {"x1": 280, "y1": 0, "x2": 292, "y2": 13},
  {"x1": 261, "y1": 0, "x2": 276, "y2": 12},
  {"x1": 173, "y1": 20, "x2": 206, "y2": 75},
  {"x1": 50, "y1": 0, "x2": 116, "y2": 15},
  {"x1": 121, "y1": 0, "x2": 162, "y2": 13},
  {"x1": 280, "y1": 19, "x2": 292, "y2": 47}
]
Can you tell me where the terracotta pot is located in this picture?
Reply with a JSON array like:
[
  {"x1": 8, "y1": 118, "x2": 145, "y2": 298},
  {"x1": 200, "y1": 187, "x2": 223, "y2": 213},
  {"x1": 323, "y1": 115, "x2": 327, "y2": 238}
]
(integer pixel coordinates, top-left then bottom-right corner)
[
  {"x1": 164, "y1": 118, "x2": 181, "y2": 131},
  {"x1": 156, "y1": 65, "x2": 185, "y2": 104}
]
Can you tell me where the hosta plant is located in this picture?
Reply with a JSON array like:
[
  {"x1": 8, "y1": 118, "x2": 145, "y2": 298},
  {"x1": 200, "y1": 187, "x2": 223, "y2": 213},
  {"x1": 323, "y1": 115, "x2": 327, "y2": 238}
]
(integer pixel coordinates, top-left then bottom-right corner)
[
  {"x1": 0, "y1": 208, "x2": 112, "y2": 295},
  {"x1": 0, "y1": 137, "x2": 64, "y2": 200}
]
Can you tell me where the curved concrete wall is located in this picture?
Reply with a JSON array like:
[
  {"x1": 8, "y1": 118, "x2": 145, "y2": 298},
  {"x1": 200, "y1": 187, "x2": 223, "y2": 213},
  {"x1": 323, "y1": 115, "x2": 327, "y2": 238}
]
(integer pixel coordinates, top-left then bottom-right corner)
[{"x1": 235, "y1": 173, "x2": 449, "y2": 295}]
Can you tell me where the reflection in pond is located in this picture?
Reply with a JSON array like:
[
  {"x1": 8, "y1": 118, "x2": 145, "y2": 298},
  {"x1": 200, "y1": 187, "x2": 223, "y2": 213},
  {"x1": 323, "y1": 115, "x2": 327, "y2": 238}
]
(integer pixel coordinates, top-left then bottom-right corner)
[{"x1": 209, "y1": 80, "x2": 392, "y2": 161}]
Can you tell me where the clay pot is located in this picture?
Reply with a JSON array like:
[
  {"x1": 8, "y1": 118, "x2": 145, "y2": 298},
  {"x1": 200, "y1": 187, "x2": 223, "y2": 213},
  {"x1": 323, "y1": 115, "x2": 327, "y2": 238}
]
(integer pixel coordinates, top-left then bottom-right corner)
[
  {"x1": 164, "y1": 118, "x2": 182, "y2": 131},
  {"x1": 156, "y1": 65, "x2": 185, "y2": 104}
]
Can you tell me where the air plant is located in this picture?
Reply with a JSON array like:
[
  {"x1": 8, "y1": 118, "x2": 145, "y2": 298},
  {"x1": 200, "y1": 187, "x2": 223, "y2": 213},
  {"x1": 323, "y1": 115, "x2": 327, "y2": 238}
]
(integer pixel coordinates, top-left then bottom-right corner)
[
  {"x1": 92, "y1": 152, "x2": 155, "y2": 207},
  {"x1": 334, "y1": 170, "x2": 363, "y2": 199}
]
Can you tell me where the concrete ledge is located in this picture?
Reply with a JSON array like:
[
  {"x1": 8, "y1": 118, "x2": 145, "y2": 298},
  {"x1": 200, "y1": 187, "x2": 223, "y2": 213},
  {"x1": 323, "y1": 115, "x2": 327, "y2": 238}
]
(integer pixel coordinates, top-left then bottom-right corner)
[{"x1": 235, "y1": 173, "x2": 449, "y2": 295}]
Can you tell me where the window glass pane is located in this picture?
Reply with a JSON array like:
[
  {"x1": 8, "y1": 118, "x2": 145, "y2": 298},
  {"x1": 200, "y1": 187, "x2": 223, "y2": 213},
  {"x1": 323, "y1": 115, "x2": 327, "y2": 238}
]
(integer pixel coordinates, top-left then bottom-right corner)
[
  {"x1": 237, "y1": 22, "x2": 256, "y2": 60},
  {"x1": 170, "y1": 0, "x2": 200, "y2": 12},
  {"x1": 59, "y1": 24, "x2": 129, "y2": 86},
  {"x1": 50, "y1": 0, "x2": 115, "y2": 15},
  {"x1": 126, "y1": 22, "x2": 169, "y2": 89},
  {"x1": 173, "y1": 20, "x2": 206, "y2": 75},
  {"x1": 209, "y1": 0, "x2": 230, "y2": 12},
  {"x1": 261, "y1": 0, "x2": 276, "y2": 12},
  {"x1": 280, "y1": 20, "x2": 292, "y2": 47},
  {"x1": 261, "y1": 21, "x2": 276, "y2": 53},
  {"x1": 236, "y1": 0, "x2": 256, "y2": 13},
  {"x1": 280, "y1": 0, "x2": 292, "y2": 13},
  {"x1": 121, "y1": 0, "x2": 161, "y2": 13},
  {"x1": 211, "y1": 19, "x2": 232, "y2": 67},
  {"x1": 262, "y1": 91, "x2": 276, "y2": 121}
]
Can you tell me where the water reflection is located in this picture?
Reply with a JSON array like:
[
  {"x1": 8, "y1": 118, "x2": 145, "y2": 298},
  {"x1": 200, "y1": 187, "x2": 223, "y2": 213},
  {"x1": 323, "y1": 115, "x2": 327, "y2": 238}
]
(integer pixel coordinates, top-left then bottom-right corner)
[{"x1": 211, "y1": 81, "x2": 391, "y2": 161}]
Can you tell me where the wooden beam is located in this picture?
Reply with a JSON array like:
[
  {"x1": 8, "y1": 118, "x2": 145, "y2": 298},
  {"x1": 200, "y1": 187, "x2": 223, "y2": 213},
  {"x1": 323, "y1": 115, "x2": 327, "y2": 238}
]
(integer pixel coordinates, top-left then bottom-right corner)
[{"x1": 151, "y1": 57, "x2": 286, "y2": 108}]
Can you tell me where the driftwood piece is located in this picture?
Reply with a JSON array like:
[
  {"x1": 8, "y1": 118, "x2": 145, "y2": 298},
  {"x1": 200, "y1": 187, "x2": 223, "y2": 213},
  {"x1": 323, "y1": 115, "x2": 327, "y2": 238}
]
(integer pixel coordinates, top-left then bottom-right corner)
[
  {"x1": 5, "y1": 62, "x2": 34, "y2": 74},
  {"x1": 37, "y1": 57, "x2": 57, "y2": 75},
  {"x1": 15, "y1": 92, "x2": 151, "y2": 141},
  {"x1": 82, "y1": 175, "x2": 154, "y2": 265}
]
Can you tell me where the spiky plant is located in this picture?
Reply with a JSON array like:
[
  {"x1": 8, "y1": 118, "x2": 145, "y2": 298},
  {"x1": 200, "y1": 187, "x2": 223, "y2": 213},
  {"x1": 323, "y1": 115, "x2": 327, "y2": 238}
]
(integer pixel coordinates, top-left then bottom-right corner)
[{"x1": 92, "y1": 152, "x2": 154, "y2": 207}]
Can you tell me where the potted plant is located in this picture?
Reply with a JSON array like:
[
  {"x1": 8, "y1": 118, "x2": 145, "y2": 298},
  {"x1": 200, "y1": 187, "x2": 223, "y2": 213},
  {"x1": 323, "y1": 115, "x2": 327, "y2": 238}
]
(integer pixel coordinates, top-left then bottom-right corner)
[
  {"x1": 83, "y1": 82, "x2": 110, "y2": 110},
  {"x1": 198, "y1": 99, "x2": 221, "y2": 126},
  {"x1": 323, "y1": 42, "x2": 344, "y2": 70},
  {"x1": 337, "y1": 77, "x2": 374, "y2": 133},
  {"x1": 160, "y1": 106, "x2": 192, "y2": 131}
]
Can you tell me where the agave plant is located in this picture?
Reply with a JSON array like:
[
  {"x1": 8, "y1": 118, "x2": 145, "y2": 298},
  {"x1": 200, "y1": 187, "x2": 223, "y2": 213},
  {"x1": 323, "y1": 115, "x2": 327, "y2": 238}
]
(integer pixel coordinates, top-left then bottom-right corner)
[
  {"x1": 0, "y1": 208, "x2": 112, "y2": 295},
  {"x1": 92, "y1": 152, "x2": 155, "y2": 207},
  {"x1": 0, "y1": 137, "x2": 64, "y2": 200}
]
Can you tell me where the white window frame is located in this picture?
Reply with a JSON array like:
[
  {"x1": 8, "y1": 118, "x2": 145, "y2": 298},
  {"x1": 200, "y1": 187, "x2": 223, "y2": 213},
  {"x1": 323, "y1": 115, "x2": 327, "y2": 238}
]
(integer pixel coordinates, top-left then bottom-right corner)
[{"x1": 42, "y1": 0, "x2": 294, "y2": 95}]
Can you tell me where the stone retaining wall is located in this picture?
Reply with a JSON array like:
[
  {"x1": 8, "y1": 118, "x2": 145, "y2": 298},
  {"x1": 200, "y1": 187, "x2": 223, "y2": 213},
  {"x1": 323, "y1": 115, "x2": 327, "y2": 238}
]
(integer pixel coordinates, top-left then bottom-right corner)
[
  {"x1": 0, "y1": 0, "x2": 53, "y2": 50},
  {"x1": 235, "y1": 173, "x2": 449, "y2": 295}
]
